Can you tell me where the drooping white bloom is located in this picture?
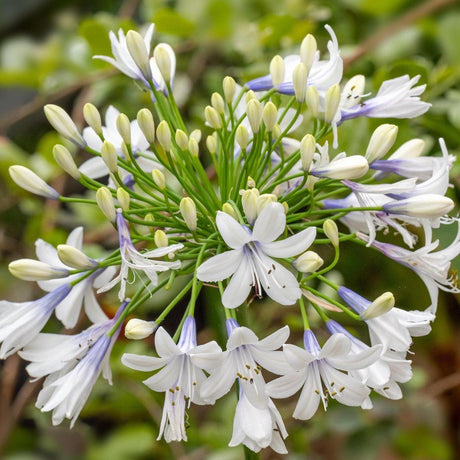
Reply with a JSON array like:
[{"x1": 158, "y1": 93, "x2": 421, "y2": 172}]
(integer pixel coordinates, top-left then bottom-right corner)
[
  {"x1": 267, "y1": 330, "x2": 381, "y2": 420},
  {"x1": 196, "y1": 203, "x2": 316, "y2": 308},
  {"x1": 122, "y1": 316, "x2": 222, "y2": 442},
  {"x1": 338, "y1": 286, "x2": 435, "y2": 351},
  {"x1": 98, "y1": 210, "x2": 183, "y2": 301}
]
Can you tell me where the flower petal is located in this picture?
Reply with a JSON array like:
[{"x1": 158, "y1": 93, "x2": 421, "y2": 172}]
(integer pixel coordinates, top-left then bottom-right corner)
[
  {"x1": 260, "y1": 227, "x2": 317, "y2": 258},
  {"x1": 252, "y1": 203, "x2": 286, "y2": 243},
  {"x1": 216, "y1": 212, "x2": 251, "y2": 249},
  {"x1": 196, "y1": 249, "x2": 242, "y2": 282},
  {"x1": 221, "y1": 259, "x2": 253, "y2": 308}
]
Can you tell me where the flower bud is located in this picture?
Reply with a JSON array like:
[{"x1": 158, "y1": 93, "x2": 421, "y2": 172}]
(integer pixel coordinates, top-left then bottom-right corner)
[
  {"x1": 101, "y1": 141, "x2": 118, "y2": 173},
  {"x1": 293, "y1": 63, "x2": 308, "y2": 102},
  {"x1": 247, "y1": 99, "x2": 262, "y2": 133},
  {"x1": 246, "y1": 90, "x2": 256, "y2": 103},
  {"x1": 125, "y1": 318, "x2": 157, "y2": 340},
  {"x1": 57, "y1": 244, "x2": 98, "y2": 270},
  {"x1": 391, "y1": 138, "x2": 425, "y2": 160},
  {"x1": 190, "y1": 129, "x2": 202, "y2": 143},
  {"x1": 116, "y1": 113, "x2": 131, "y2": 146},
  {"x1": 311, "y1": 155, "x2": 369, "y2": 180},
  {"x1": 9, "y1": 259, "x2": 68, "y2": 281},
  {"x1": 360, "y1": 292, "x2": 395, "y2": 320},
  {"x1": 154, "y1": 229, "x2": 169, "y2": 248},
  {"x1": 270, "y1": 55, "x2": 285, "y2": 87},
  {"x1": 188, "y1": 138, "x2": 199, "y2": 157},
  {"x1": 300, "y1": 34, "x2": 317, "y2": 69},
  {"x1": 235, "y1": 125, "x2": 250, "y2": 150},
  {"x1": 83, "y1": 103, "x2": 102, "y2": 135},
  {"x1": 282, "y1": 201, "x2": 289, "y2": 214},
  {"x1": 175, "y1": 129, "x2": 189, "y2": 150},
  {"x1": 293, "y1": 251, "x2": 324, "y2": 273},
  {"x1": 152, "y1": 169, "x2": 166, "y2": 189},
  {"x1": 272, "y1": 124, "x2": 281, "y2": 139},
  {"x1": 341, "y1": 75, "x2": 366, "y2": 109},
  {"x1": 247, "y1": 177, "x2": 256, "y2": 188},
  {"x1": 154, "y1": 44, "x2": 173, "y2": 83},
  {"x1": 126, "y1": 30, "x2": 152, "y2": 80},
  {"x1": 300, "y1": 134, "x2": 316, "y2": 172},
  {"x1": 223, "y1": 76, "x2": 236, "y2": 103},
  {"x1": 366, "y1": 124, "x2": 398, "y2": 163},
  {"x1": 211, "y1": 92, "x2": 225, "y2": 114},
  {"x1": 9, "y1": 165, "x2": 59, "y2": 199},
  {"x1": 222, "y1": 202, "x2": 238, "y2": 220},
  {"x1": 262, "y1": 102, "x2": 278, "y2": 132},
  {"x1": 117, "y1": 187, "x2": 130, "y2": 211},
  {"x1": 323, "y1": 219, "x2": 339, "y2": 248},
  {"x1": 180, "y1": 197, "x2": 197, "y2": 231},
  {"x1": 204, "y1": 105, "x2": 222, "y2": 129},
  {"x1": 324, "y1": 84, "x2": 341, "y2": 123},
  {"x1": 241, "y1": 188, "x2": 259, "y2": 224},
  {"x1": 383, "y1": 194, "x2": 454, "y2": 219},
  {"x1": 53, "y1": 144, "x2": 81, "y2": 179},
  {"x1": 44, "y1": 104, "x2": 85, "y2": 147},
  {"x1": 256, "y1": 193, "x2": 277, "y2": 215},
  {"x1": 156, "y1": 121, "x2": 171, "y2": 152},
  {"x1": 206, "y1": 134, "x2": 218, "y2": 154},
  {"x1": 96, "y1": 187, "x2": 116, "y2": 222},
  {"x1": 305, "y1": 86, "x2": 319, "y2": 117},
  {"x1": 137, "y1": 108, "x2": 155, "y2": 143}
]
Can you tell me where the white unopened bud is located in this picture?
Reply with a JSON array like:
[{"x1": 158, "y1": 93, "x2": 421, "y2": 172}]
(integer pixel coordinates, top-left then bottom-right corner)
[
  {"x1": 383, "y1": 194, "x2": 454, "y2": 219},
  {"x1": 324, "y1": 84, "x2": 341, "y2": 123},
  {"x1": 235, "y1": 125, "x2": 250, "y2": 150},
  {"x1": 241, "y1": 188, "x2": 259, "y2": 224},
  {"x1": 206, "y1": 134, "x2": 217, "y2": 154},
  {"x1": 293, "y1": 251, "x2": 324, "y2": 273},
  {"x1": 246, "y1": 90, "x2": 256, "y2": 103},
  {"x1": 9, "y1": 259, "x2": 68, "y2": 281},
  {"x1": 137, "y1": 108, "x2": 155, "y2": 143},
  {"x1": 125, "y1": 318, "x2": 157, "y2": 340},
  {"x1": 223, "y1": 76, "x2": 236, "y2": 103},
  {"x1": 152, "y1": 169, "x2": 166, "y2": 189},
  {"x1": 300, "y1": 134, "x2": 316, "y2": 172},
  {"x1": 256, "y1": 194, "x2": 277, "y2": 215},
  {"x1": 391, "y1": 138, "x2": 425, "y2": 159},
  {"x1": 83, "y1": 103, "x2": 102, "y2": 135},
  {"x1": 180, "y1": 197, "x2": 197, "y2": 231},
  {"x1": 154, "y1": 229, "x2": 169, "y2": 248},
  {"x1": 361, "y1": 292, "x2": 395, "y2": 320},
  {"x1": 9, "y1": 165, "x2": 59, "y2": 199},
  {"x1": 305, "y1": 86, "x2": 319, "y2": 117},
  {"x1": 323, "y1": 219, "x2": 339, "y2": 248},
  {"x1": 293, "y1": 63, "x2": 308, "y2": 102},
  {"x1": 96, "y1": 187, "x2": 116, "y2": 222},
  {"x1": 156, "y1": 121, "x2": 171, "y2": 152},
  {"x1": 116, "y1": 113, "x2": 131, "y2": 146},
  {"x1": 175, "y1": 129, "x2": 189, "y2": 150},
  {"x1": 57, "y1": 244, "x2": 98, "y2": 270},
  {"x1": 53, "y1": 145, "x2": 81, "y2": 179},
  {"x1": 272, "y1": 124, "x2": 282, "y2": 139},
  {"x1": 247, "y1": 99, "x2": 262, "y2": 133},
  {"x1": 205, "y1": 105, "x2": 222, "y2": 129},
  {"x1": 270, "y1": 55, "x2": 285, "y2": 86},
  {"x1": 117, "y1": 188, "x2": 130, "y2": 211},
  {"x1": 222, "y1": 202, "x2": 238, "y2": 220},
  {"x1": 300, "y1": 34, "x2": 317, "y2": 69},
  {"x1": 101, "y1": 141, "x2": 118, "y2": 173},
  {"x1": 188, "y1": 138, "x2": 199, "y2": 157},
  {"x1": 341, "y1": 75, "x2": 366, "y2": 109},
  {"x1": 211, "y1": 92, "x2": 225, "y2": 114},
  {"x1": 153, "y1": 44, "x2": 173, "y2": 83},
  {"x1": 126, "y1": 30, "x2": 152, "y2": 80},
  {"x1": 190, "y1": 129, "x2": 202, "y2": 143},
  {"x1": 262, "y1": 102, "x2": 278, "y2": 132},
  {"x1": 311, "y1": 155, "x2": 369, "y2": 180},
  {"x1": 44, "y1": 104, "x2": 85, "y2": 147},
  {"x1": 366, "y1": 124, "x2": 398, "y2": 163}
]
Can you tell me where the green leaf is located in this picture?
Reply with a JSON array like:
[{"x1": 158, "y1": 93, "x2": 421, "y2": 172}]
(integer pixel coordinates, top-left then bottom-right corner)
[{"x1": 152, "y1": 8, "x2": 195, "y2": 37}]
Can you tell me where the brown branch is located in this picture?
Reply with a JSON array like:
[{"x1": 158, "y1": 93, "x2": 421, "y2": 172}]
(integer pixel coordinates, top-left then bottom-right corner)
[{"x1": 424, "y1": 371, "x2": 460, "y2": 398}]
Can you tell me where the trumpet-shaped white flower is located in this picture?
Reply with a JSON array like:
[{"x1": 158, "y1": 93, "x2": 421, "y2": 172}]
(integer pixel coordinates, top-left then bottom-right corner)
[
  {"x1": 338, "y1": 286, "x2": 435, "y2": 351},
  {"x1": 267, "y1": 331, "x2": 381, "y2": 420},
  {"x1": 98, "y1": 210, "x2": 183, "y2": 301},
  {"x1": 122, "y1": 316, "x2": 222, "y2": 442},
  {"x1": 196, "y1": 203, "x2": 316, "y2": 308}
]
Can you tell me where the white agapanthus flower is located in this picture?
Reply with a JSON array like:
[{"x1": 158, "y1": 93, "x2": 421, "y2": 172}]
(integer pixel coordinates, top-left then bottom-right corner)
[
  {"x1": 122, "y1": 316, "x2": 222, "y2": 442},
  {"x1": 98, "y1": 210, "x2": 183, "y2": 301},
  {"x1": 196, "y1": 203, "x2": 316, "y2": 308},
  {"x1": 267, "y1": 330, "x2": 381, "y2": 420}
]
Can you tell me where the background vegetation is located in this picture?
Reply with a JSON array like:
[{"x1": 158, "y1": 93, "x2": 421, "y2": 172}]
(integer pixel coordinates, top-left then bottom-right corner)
[{"x1": 0, "y1": 0, "x2": 459, "y2": 458}]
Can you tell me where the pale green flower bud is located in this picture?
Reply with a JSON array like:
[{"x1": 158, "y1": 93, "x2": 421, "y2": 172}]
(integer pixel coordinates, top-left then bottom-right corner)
[
  {"x1": 205, "y1": 106, "x2": 222, "y2": 129},
  {"x1": 272, "y1": 124, "x2": 281, "y2": 139},
  {"x1": 293, "y1": 251, "x2": 324, "y2": 273},
  {"x1": 57, "y1": 245, "x2": 98, "y2": 270},
  {"x1": 96, "y1": 187, "x2": 116, "y2": 222},
  {"x1": 222, "y1": 202, "x2": 238, "y2": 220},
  {"x1": 101, "y1": 141, "x2": 118, "y2": 174},
  {"x1": 190, "y1": 129, "x2": 202, "y2": 143},
  {"x1": 241, "y1": 188, "x2": 259, "y2": 224},
  {"x1": 9, "y1": 259, "x2": 68, "y2": 281},
  {"x1": 323, "y1": 219, "x2": 339, "y2": 248},
  {"x1": 293, "y1": 63, "x2": 308, "y2": 102},
  {"x1": 361, "y1": 292, "x2": 395, "y2": 320},
  {"x1": 116, "y1": 113, "x2": 131, "y2": 146},
  {"x1": 223, "y1": 76, "x2": 236, "y2": 103},
  {"x1": 152, "y1": 169, "x2": 166, "y2": 189},
  {"x1": 306, "y1": 175, "x2": 317, "y2": 192},
  {"x1": 300, "y1": 134, "x2": 316, "y2": 172},
  {"x1": 188, "y1": 138, "x2": 199, "y2": 157},
  {"x1": 366, "y1": 124, "x2": 398, "y2": 163},
  {"x1": 44, "y1": 104, "x2": 85, "y2": 147},
  {"x1": 300, "y1": 34, "x2": 317, "y2": 69},
  {"x1": 83, "y1": 103, "x2": 102, "y2": 135},
  {"x1": 247, "y1": 177, "x2": 256, "y2": 188},
  {"x1": 154, "y1": 229, "x2": 169, "y2": 248},
  {"x1": 126, "y1": 30, "x2": 152, "y2": 80},
  {"x1": 117, "y1": 188, "x2": 130, "y2": 211},
  {"x1": 256, "y1": 193, "x2": 277, "y2": 215},
  {"x1": 247, "y1": 99, "x2": 262, "y2": 133},
  {"x1": 262, "y1": 102, "x2": 278, "y2": 132},
  {"x1": 180, "y1": 197, "x2": 197, "y2": 231},
  {"x1": 324, "y1": 84, "x2": 341, "y2": 123},
  {"x1": 206, "y1": 134, "x2": 218, "y2": 154},
  {"x1": 211, "y1": 92, "x2": 225, "y2": 114},
  {"x1": 125, "y1": 319, "x2": 157, "y2": 340},
  {"x1": 53, "y1": 144, "x2": 81, "y2": 179},
  {"x1": 137, "y1": 108, "x2": 156, "y2": 143},
  {"x1": 235, "y1": 125, "x2": 250, "y2": 150},
  {"x1": 154, "y1": 44, "x2": 172, "y2": 83},
  {"x1": 282, "y1": 202, "x2": 289, "y2": 214},
  {"x1": 9, "y1": 165, "x2": 59, "y2": 199},
  {"x1": 305, "y1": 86, "x2": 319, "y2": 117},
  {"x1": 175, "y1": 129, "x2": 189, "y2": 150},
  {"x1": 270, "y1": 55, "x2": 285, "y2": 87},
  {"x1": 245, "y1": 90, "x2": 256, "y2": 103},
  {"x1": 156, "y1": 121, "x2": 171, "y2": 152}
]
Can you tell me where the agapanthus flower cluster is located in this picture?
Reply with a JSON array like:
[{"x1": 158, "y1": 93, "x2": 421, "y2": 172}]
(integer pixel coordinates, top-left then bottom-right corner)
[{"x1": 3, "y1": 22, "x2": 458, "y2": 455}]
